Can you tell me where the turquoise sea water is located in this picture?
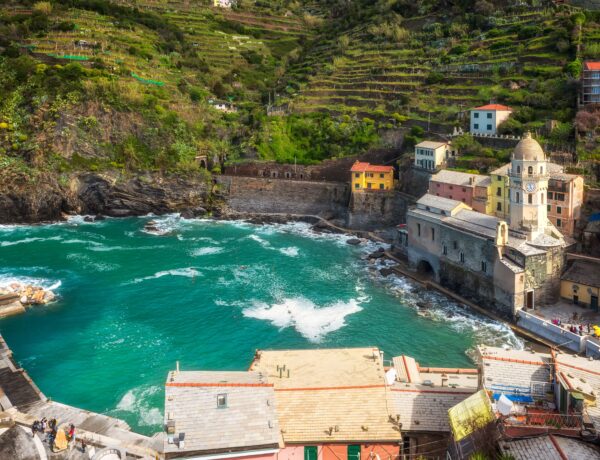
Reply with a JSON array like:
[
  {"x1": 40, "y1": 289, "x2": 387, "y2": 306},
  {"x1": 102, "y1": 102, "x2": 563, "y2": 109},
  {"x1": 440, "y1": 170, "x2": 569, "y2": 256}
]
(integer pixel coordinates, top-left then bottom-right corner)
[{"x1": 0, "y1": 216, "x2": 521, "y2": 434}]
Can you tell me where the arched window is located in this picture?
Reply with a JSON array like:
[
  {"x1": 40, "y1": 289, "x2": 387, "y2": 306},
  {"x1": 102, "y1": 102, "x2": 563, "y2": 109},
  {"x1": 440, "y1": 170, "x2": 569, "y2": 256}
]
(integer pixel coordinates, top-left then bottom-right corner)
[
  {"x1": 540, "y1": 166, "x2": 543, "y2": 174},
  {"x1": 541, "y1": 193, "x2": 544, "y2": 204},
  {"x1": 528, "y1": 194, "x2": 533, "y2": 204},
  {"x1": 517, "y1": 166, "x2": 521, "y2": 174},
  {"x1": 516, "y1": 192, "x2": 520, "y2": 203},
  {"x1": 528, "y1": 166, "x2": 533, "y2": 175}
]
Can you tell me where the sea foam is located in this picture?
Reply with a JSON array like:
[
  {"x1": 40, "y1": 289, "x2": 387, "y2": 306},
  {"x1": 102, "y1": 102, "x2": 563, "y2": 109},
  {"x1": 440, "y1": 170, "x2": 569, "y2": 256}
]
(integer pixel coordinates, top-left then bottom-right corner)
[
  {"x1": 243, "y1": 297, "x2": 362, "y2": 342},
  {"x1": 127, "y1": 267, "x2": 202, "y2": 284},
  {"x1": 115, "y1": 385, "x2": 163, "y2": 427}
]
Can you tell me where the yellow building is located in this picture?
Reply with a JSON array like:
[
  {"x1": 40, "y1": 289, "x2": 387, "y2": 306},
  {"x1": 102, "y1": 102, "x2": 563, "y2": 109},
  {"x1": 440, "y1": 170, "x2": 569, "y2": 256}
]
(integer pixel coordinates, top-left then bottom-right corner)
[
  {"x1": 560, "y1": 260, "x2": 600, "y2": 310},
  {"x1": 350, "y1": 161, "x2": 394, "y2": 191},
  {"x1": 489, "y1": 164, "x2": 510, "y2": 219}
]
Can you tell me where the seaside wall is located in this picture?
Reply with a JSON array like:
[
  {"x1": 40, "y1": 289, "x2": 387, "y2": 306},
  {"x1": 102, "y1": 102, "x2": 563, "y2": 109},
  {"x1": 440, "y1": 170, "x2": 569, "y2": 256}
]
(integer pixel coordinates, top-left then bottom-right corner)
[
  {"x1": 217, "y1": 176, "x2": 350, "y2": 218},
  {"x1": 516, "y1": 310, "x2": 586, "y2": 353},
  {"x1": 347, "y1": 191, "x2": 409, "y2": 230}
]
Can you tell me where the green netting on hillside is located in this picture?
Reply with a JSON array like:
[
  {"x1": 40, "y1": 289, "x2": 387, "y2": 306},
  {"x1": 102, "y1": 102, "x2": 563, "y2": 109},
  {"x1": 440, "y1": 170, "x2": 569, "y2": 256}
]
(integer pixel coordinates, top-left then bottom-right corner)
[
  {"x1": 131, "y1": 72, "x2": 164, "y2": 86},
  {"x1": 47, "y1": 54, "x2": 89, "y2": 61}
]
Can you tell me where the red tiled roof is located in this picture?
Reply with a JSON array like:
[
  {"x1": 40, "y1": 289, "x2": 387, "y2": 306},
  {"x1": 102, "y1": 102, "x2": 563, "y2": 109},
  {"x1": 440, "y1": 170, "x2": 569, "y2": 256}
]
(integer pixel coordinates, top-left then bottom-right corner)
[
  {"x1": 472, "y1": 104, "x2": 512, "y2": 111},
  {"x1": 350, "y1": 161, "x2": 394, "y2": 173},
  {"x1": 585, "y1": 62, "x2": 600, "y2": 71}
]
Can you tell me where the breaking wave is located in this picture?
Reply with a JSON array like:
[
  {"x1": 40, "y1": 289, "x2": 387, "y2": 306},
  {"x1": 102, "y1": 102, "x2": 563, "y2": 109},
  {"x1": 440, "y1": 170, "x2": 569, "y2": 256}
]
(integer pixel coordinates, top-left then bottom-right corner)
[
  {"x1": 243, "y1": 297, "x2": 363, "y2": 342},
  {"x1": 191, "y1": 247, "x2": 224, "y2": 256},
  {"x1": 114, "y1": 385, "x2": 163, "y2": 427},
  {"x1": 126, "y1": 267, "x2": 202, "y2": 285}
]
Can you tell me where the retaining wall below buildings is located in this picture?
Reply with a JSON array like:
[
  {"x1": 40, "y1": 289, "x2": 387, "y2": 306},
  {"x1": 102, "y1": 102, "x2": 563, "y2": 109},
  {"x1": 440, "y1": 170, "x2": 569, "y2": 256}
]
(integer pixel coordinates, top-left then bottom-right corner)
[
  {"x1": 347, "y1": 191, "x2": 408, "y2": 230},
  {"x1": 517, "y1": 310, "x2": 586, "y2": 353},
  {"x1": 217, "y1": 176, "x2": 350, "y2": 218}
]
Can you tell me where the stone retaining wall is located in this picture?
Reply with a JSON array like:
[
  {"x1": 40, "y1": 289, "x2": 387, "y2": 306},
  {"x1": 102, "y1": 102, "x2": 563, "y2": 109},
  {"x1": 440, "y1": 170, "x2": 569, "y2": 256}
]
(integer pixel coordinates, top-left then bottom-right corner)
[
  {"x1": 347, "y1": 191, "x2": 408, "y2": 230},
  {"x1": 517, "y1": 310, "x2": 586, "y2": 353},
  {"x1": 217, "y1": 175, "x2": 350, "y2": 217}
]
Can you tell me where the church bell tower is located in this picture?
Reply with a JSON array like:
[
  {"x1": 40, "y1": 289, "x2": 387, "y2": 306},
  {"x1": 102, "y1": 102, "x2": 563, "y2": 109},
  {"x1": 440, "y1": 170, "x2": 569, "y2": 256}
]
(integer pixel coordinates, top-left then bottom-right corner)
[{"x1": 508, "y1": 132, "x2": 549, "y2": 240}]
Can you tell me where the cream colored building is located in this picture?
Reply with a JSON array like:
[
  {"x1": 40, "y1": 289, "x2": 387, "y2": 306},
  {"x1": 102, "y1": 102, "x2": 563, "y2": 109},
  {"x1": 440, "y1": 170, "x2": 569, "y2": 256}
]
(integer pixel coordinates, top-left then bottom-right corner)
[
  {"x1": 414, "y1": 141, "x2": 454, "y2": 171},
  {"x1": 560, "y1": 259, "x2": 600, "y2": 310}
]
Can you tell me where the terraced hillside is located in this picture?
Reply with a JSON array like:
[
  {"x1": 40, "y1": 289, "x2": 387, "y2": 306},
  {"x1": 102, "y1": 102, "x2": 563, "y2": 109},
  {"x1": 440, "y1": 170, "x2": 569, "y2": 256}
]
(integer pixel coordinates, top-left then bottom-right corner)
[
  {"x1": 1, "y1": 0, "x2": 599, "y2": 179},
  {"x1": 286, "y1": 5, "x2": 589, "y2": 135}
]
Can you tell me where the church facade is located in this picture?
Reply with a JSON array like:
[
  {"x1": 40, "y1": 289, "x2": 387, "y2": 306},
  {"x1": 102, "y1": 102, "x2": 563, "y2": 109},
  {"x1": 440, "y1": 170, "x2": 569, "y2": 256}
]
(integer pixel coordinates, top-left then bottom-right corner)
[{"x1": 403, "y1": 133, "x2": 571, "y2": 317}]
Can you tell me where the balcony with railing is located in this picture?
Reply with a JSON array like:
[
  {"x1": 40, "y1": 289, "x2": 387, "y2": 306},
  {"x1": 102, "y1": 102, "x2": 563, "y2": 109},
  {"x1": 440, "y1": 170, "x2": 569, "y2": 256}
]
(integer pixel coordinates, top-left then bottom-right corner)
[
  {"x1": 487, "y1": 381, "x2": 587, "y2": 438},
  {"x1": 508, "y1": 169, "x2": 549, "y2": 180}
]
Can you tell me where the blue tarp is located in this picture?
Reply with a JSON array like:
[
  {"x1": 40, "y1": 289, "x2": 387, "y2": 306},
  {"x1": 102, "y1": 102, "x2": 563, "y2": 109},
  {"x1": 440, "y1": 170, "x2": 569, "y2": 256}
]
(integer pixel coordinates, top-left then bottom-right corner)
[
  {"x1": 492, "y1": 393, "x2": 534, "y2": 404},
  {"x1": 589, "y1": 213, "x2": 600, "y2": 222}
]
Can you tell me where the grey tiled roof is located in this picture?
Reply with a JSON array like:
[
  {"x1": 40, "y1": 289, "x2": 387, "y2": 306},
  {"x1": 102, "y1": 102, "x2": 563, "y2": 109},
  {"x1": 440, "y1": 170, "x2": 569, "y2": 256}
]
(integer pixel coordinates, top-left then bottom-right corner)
[
  {"x1": 430, "y1": 170, "x2": 489, "y2": 187},
  {"x1": 415, "y1": 141, "x2": 447, "y2": 150},
  {"x1": 499, "y1": 436, "x2": 600, "y2": 460},
  {"x1": 416, "y1": 194, "x2": 465, "y2": 213},
  {"x1": 164, "y1": 371, "x2": 280, "y2": 455},
  {"x1": 478, "y1": 347, "x2": 552, "y2": 391},
  {"x1": 561, "y1": 260, "x2": 600, "y2": 288}
]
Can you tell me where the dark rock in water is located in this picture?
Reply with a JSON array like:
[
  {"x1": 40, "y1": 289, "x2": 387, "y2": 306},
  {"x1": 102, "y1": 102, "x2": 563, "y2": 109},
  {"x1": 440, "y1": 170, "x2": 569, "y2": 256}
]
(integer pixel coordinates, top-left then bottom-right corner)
[
  {"x1": 180, "y1": 210, "x2": 194, "y2": 219},
  {"x1": 192, "y1": 207, "x2": 207, "y2": 217},
  {"x1": 368, "y1": 251, "x2": 385, "y2": 259},
  {"x1": 376, "y1": 247, "x2": 385, "y2": 253},
  {"x1": 83, "y1": 216, "x2": 95, "y2": 222},
  {"x1": 94, "y1": 214, "x2": 105, "y2": 221},
  {"x1": 346, "y1": 238, "x2": 362, "y2": 246},
  {"x1": 417, "y1": 301, "x2": 432, "y2": 309},
  {"x1": 379, "y1": 267, "x2": 395, "y2": 277}
]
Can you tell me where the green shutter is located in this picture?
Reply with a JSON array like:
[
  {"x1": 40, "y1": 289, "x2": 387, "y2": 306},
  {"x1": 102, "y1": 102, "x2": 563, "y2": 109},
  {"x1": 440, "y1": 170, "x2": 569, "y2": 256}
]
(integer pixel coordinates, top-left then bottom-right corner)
[
  {"x1": 304, "y1": 446, "x2": 318, "y2": 460},
  {"x1": 347, "y1": 445, "x2": 361, "y2": 460}
]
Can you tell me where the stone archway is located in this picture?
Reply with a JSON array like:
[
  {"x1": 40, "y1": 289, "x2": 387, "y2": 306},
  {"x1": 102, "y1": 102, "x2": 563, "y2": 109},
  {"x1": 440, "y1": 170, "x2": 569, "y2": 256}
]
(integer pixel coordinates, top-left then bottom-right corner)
[{"x1": 416, "y1": 259, "x2": 435, "y2": 278}]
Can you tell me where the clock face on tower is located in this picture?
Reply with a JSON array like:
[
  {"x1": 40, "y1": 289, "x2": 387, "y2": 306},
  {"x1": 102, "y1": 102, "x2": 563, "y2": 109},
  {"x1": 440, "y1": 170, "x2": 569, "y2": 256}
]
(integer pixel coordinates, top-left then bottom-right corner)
[{"x1": 525, "y1": 182, "x2": 536, "y2": 193}]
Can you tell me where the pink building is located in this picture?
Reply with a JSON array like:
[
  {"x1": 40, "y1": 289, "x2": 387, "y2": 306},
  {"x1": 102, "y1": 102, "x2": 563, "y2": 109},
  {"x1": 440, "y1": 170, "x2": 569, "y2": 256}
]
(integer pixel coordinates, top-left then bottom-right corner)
[
  {"x1": 547, "y1": 173, "x2": 584, "y2": 237},
  {"x1": 429, "y1": 170, "x2": 491, "y2": 214}
]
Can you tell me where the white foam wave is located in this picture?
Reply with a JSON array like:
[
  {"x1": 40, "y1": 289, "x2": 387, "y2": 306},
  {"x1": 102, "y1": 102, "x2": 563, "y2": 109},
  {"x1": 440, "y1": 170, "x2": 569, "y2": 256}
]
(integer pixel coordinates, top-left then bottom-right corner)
[
  {"x1": 0, "y1": 275, "x2": 61, "y2": 292},
  {"x1": 1, "y1": 236, "x2": 62, "y2": 247},
  {"x1": 115, "y1": 385, "x2": 163, "y2": 427},
  {"x1": 279, "y1": 247, "x2": 299, "y2": 257},
  {"x1": 243, "y1": 297, "x2": 362, "y2": 342},
  {"x1": 61, "y1": 239, "x2": 103, "y2": 246},
  {"x1": 127, "y1": 268, "x2": 202, "y2": 284},
  {"x1": 191, "y1": 247, "x2": 224, "y2": 256},
  {"x1": 375, "y1": 261, "x2": 523, "y2": 352}
]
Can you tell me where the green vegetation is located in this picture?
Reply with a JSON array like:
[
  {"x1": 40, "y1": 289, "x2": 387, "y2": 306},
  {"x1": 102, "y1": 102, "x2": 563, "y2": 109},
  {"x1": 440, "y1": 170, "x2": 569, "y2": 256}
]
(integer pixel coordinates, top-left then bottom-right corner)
[{"x1": 0, "y1": 0, "x2": 599, "y2": 181}]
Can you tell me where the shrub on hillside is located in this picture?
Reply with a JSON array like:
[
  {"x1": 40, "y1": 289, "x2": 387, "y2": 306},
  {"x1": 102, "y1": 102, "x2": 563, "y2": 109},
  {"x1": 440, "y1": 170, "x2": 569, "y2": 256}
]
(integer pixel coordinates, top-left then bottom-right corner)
[
  {"x1": 449, "y1": 44, "x2": 468, "y2": 55},
  {"x1": 425, "y1": 71, "x2": 444, "y2": 85},
  {"x1": 517, "y1": 25, "x2": 541, "y2": 40}
]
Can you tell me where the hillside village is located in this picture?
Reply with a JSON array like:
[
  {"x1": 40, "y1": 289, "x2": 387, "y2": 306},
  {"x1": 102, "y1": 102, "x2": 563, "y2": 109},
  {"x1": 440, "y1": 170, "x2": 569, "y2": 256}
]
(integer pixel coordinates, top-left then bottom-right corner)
[{"x1": 2, "y1": 0, "x2": 600, "y2": 459}]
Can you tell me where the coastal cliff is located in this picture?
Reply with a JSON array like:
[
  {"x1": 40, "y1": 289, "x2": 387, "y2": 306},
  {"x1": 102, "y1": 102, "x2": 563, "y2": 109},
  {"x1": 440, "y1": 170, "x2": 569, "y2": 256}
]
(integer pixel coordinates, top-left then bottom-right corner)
[{"x1": 0, "y1": 172, "x2": 214, "y2": 224}]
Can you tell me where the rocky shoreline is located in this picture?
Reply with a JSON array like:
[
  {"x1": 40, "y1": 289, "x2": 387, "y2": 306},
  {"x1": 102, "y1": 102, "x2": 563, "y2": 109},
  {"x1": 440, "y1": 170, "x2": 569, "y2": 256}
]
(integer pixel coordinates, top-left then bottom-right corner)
[
  {"x1": 0, "y1": 283, "x2": 56, "y2": 319},
  {"x1": 0, "y1": 171, "x2": 216, "y2": 224}
]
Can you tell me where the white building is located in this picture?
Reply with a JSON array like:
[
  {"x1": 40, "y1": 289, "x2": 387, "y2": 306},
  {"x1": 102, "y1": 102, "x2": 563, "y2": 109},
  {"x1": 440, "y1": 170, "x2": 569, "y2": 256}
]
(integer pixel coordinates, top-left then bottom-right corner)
[
  {"x1": 414, "y1": 141, "x2": 455, "y2": 171},
  {"x1": 213, "y1": 0, "x2": 235, "y2": 8},
  {"x1": 470, "y1": 104, "x2": 512, "y2": 135}
]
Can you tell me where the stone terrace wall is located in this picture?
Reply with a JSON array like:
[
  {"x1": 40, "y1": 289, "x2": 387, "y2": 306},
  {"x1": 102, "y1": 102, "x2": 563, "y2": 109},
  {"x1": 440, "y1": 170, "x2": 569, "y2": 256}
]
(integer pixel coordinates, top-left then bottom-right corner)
[
  {"x1": 347, "y1": 191, "x2": 409, "y2": 230},
  {"x1": 223, "y1": 149, "x2": 402, "y2": 183},
  {"x1": 217, "y1": 176, "x2": 350, "y2": 218}
]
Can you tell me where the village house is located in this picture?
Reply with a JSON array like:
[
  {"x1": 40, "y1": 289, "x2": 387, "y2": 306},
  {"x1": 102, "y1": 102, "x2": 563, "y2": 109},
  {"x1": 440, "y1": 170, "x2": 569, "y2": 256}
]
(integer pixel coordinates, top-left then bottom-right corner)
[
  {"x1": 414, "y1": 141, "x2": 455, "y2": 171},
  {"x1": 213, "y1": 0, "x2": 236, "y2": 8},
  {"x1": 470, "y1": 104, "x2": 512, "y2": 135},
  {"x1": 404, "y1": 133, "x2": 570, "y2": 316},
  {"x1": 560, "y1": 259, "x2": 600, "y2": 310},
  {"x1": 582, "y1": 61, "x2": 600, "y2": 105},
  {"x1": 428, "y1": 170, "x2": 492, "y2": 214},
  {"x1": 350, "y1": 161, "x2": 394, "y2": 191},
  {"x1": 386, "y1": 355, "x2": 478, "y2": 457},
  {"x1": 163, "y1": 369, "x2": 281, "y2": 459},
  {"x1": 547, "y1": 173, "x2": 584, "y2": 237},
  {"x1": 164, "y1": 348, "x2": 481, "y2": 460}
]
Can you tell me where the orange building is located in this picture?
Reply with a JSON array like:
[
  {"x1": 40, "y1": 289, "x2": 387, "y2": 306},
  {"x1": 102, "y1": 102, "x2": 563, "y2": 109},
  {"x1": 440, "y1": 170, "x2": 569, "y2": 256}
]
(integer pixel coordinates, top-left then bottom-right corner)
[{"x1": 547, "y1": 173, "x2": 584, "y2": 237}]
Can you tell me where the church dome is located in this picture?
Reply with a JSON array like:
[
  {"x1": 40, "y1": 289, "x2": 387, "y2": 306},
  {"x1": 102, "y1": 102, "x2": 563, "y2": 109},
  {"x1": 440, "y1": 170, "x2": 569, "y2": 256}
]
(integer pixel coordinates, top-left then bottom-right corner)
[{"x1": 513, "y1": 132, "x2": 544, "y2": 161}]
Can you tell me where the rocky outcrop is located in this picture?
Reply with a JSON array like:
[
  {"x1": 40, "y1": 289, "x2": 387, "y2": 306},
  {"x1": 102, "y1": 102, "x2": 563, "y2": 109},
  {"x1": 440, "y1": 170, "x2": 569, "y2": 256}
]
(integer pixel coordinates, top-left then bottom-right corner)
[
  {"x1": 73, "y1": 173, "x2": 212, "y2": 218},
  {"x1": 0, "y1": 172, "x2": 215, "y2": 224}
]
